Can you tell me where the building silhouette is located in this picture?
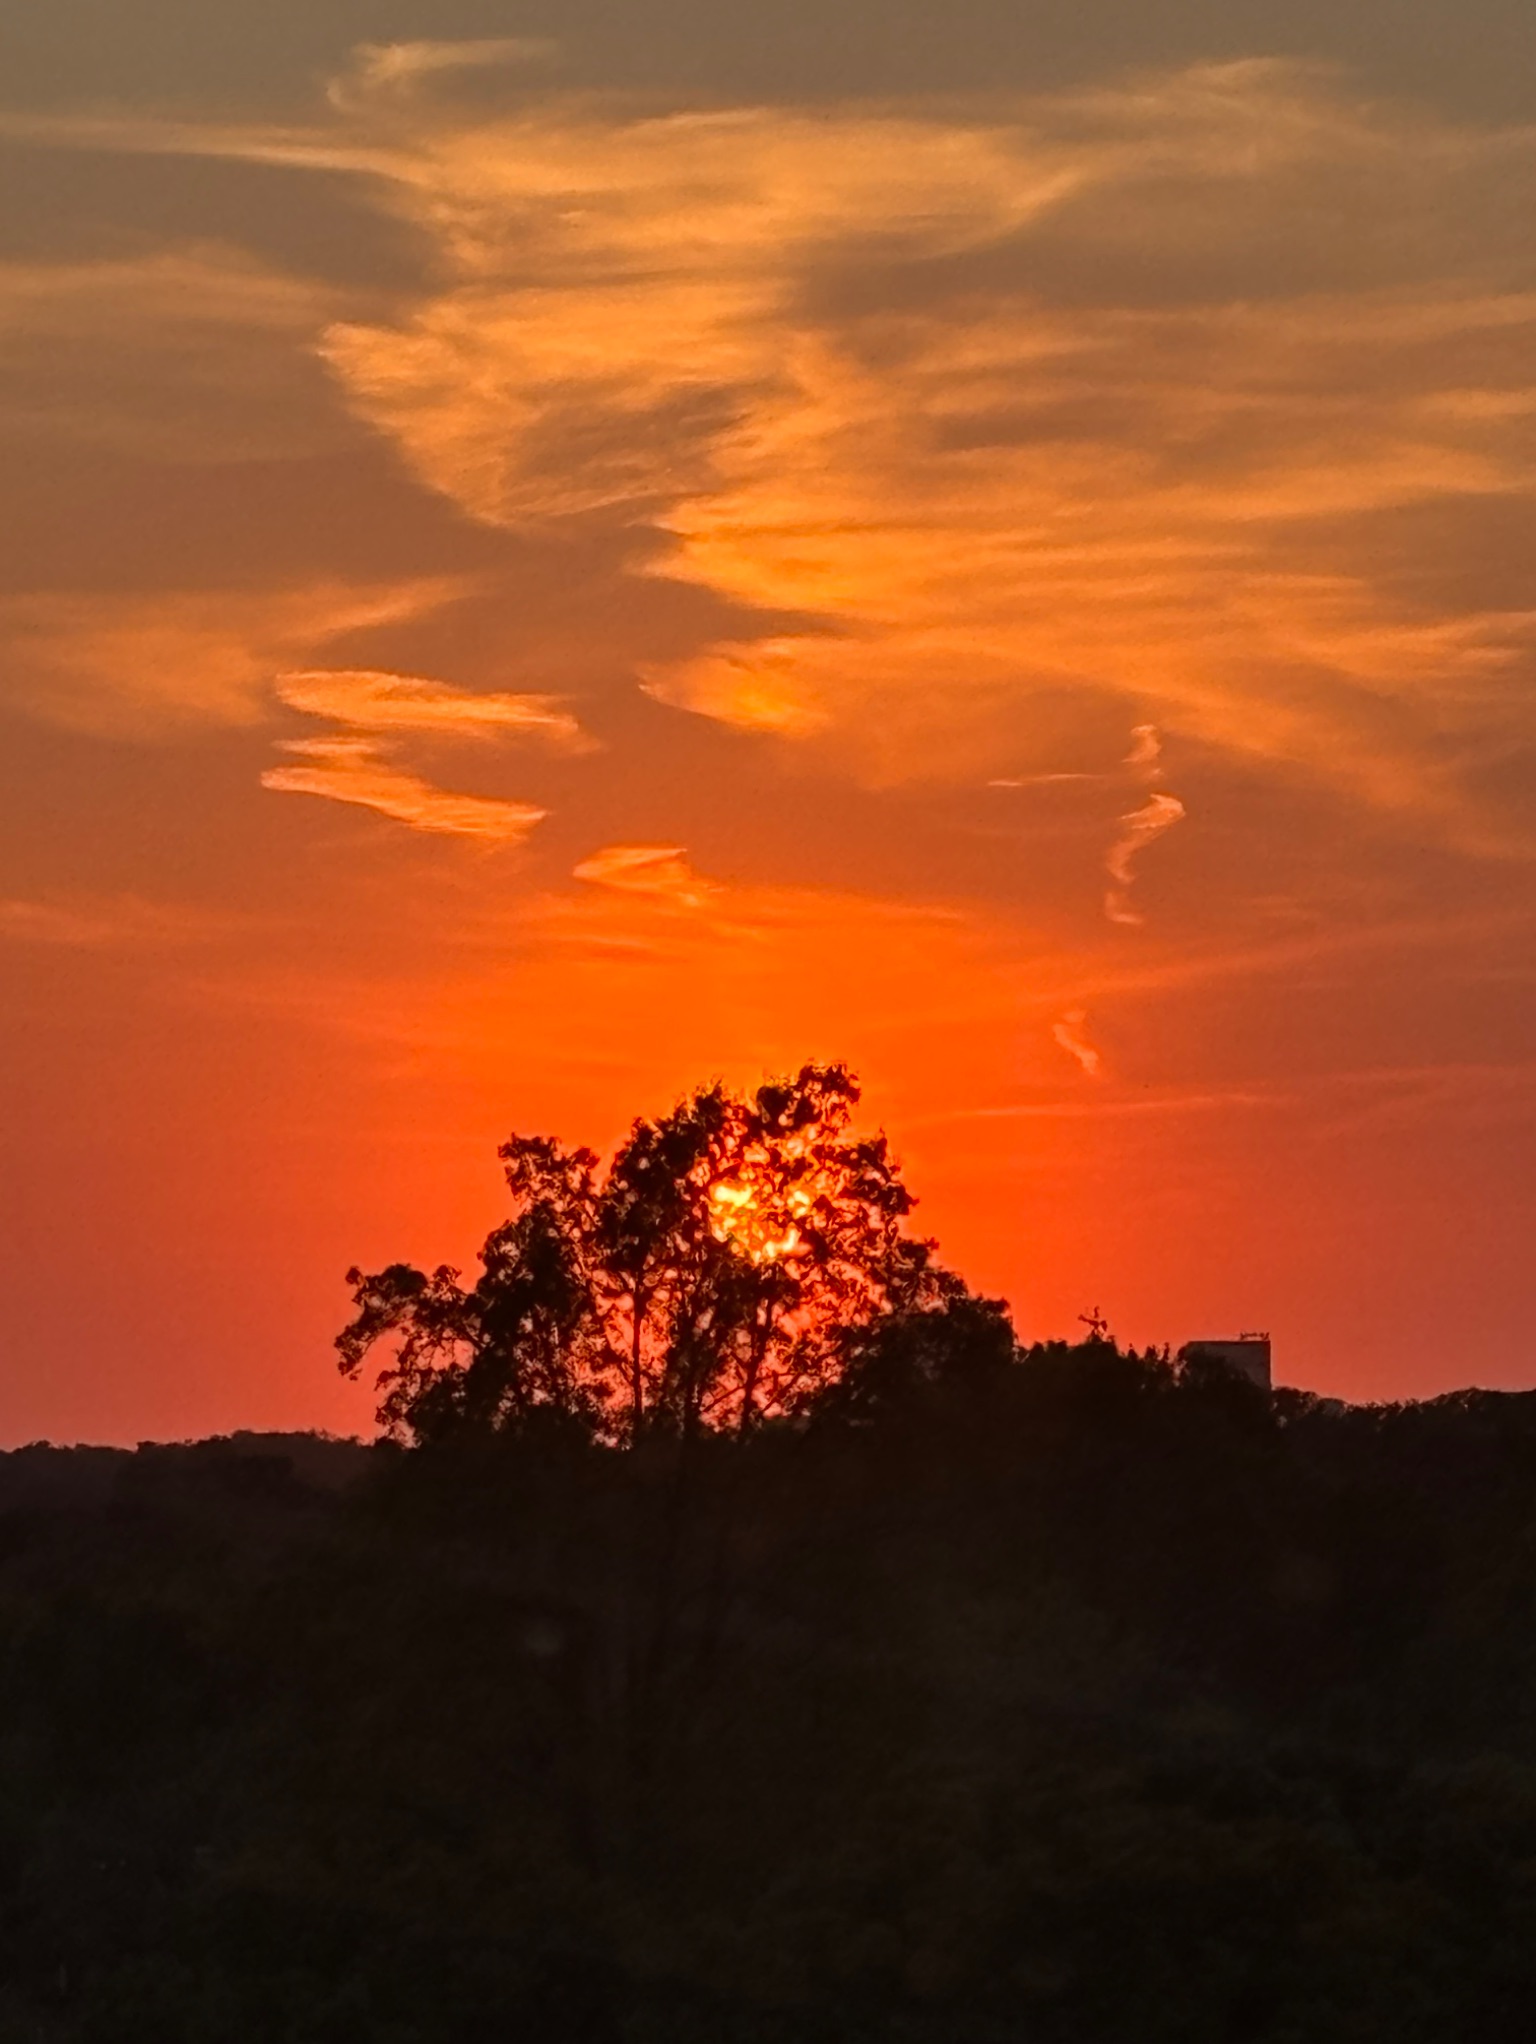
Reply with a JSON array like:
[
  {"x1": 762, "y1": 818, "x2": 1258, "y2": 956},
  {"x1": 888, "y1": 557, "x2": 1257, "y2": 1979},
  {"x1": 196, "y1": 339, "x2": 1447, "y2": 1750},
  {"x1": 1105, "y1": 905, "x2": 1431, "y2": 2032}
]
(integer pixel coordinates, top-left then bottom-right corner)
[{"x1": 1178, "y1": 1334, "x2": 1272, "y2": 1391}]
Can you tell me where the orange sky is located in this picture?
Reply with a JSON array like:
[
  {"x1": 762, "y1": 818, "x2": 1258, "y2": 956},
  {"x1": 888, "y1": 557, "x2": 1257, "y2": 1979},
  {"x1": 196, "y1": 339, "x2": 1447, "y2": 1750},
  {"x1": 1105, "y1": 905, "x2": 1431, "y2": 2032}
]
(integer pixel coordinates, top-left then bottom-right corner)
[{"x1": 2, "y1": 12, "x2": 1534, "y2": 1439}]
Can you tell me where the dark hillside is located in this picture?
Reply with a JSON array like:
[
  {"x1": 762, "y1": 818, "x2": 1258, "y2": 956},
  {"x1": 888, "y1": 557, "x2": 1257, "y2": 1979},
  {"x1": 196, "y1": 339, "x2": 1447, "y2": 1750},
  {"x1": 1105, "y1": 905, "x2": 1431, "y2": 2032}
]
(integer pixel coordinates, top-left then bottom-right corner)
[{"x1": 4, "y1": 1352, "x2": 1536, "y2": 2040}]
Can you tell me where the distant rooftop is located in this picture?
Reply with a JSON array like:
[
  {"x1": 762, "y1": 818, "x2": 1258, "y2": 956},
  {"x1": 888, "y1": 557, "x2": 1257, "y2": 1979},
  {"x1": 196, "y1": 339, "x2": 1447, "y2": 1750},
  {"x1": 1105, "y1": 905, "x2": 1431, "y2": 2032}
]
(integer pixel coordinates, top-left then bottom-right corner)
[{"x1": 1178, "y1": 1336, "x2": 1273, "y2": 1391}]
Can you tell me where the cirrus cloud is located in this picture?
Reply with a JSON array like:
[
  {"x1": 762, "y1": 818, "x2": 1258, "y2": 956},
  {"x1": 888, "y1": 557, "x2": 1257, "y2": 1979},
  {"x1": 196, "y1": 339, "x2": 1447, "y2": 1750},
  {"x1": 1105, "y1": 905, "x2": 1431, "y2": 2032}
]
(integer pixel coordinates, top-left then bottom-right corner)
[
  {"x1": 1051, "y1": 1008, "x2": 1106, "y2": 1080},
  {"x1": 296, "y1": 57, "x2": 1536, "y2": 853},
  {"x1": 274, "y1": 668, "x2": 584, "y2": 746},
  {"x1": 573, "y1": 843, "x2": 715, "y2": 908},
  {"x1": 0, "y1": 580, "x2": 472, "y2": 736},
  {"x1": 336, "y1": 38, "x2": 557, "y2": 104},
  {"x1": 262, "y1": 666, "x2": 582, "y2": 841},
  {"x1": 10, "y1": 54, "x2": 1536, "y2": 866},
  {"x1": 260, "y1": 736, "x2": 546, "y2": 842}
]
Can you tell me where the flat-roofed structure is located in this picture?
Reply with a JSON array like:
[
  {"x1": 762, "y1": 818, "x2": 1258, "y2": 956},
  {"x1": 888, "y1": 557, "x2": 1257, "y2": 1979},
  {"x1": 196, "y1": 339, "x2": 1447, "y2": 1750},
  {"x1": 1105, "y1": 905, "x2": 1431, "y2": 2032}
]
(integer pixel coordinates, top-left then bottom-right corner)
[{"x1": 1178, "y1": 1335, "x2": 1272, "y2": 1391}]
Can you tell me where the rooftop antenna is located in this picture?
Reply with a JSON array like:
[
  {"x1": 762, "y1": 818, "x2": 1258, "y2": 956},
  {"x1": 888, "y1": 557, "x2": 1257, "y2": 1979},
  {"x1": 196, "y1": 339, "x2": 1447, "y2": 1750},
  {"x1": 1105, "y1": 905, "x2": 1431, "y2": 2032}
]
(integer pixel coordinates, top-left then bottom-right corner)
[{"x1": 1079, "y1": 1306, "x2": 1110, "y2": 1342}]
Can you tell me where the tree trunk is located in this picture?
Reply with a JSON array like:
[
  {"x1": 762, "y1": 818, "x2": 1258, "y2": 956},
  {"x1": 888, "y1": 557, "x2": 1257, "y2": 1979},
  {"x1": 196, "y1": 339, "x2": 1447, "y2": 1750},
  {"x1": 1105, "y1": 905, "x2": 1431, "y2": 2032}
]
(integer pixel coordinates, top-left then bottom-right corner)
[
  {"x1": 629, "y1": 1281, "x2": 648, "y2": 1435},
  {"x1": 736, "y1": 1305, "x2": 774, "y2": 1438}
]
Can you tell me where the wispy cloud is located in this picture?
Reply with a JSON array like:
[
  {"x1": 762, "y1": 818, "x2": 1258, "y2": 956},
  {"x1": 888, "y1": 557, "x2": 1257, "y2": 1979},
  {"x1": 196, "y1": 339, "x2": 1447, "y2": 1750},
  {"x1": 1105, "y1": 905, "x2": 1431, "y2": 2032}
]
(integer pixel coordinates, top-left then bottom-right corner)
[
  {"x1": 572, "y1": 844, "x2": 715, "y2": 908},
  {"x1": 1051, "y1": 1008, "x2": 1105, "y2": 1079},
  {"x1": 988, "y1": 773, "x2": 1100, "y2": 789},
  {"x1": 10, "y1": 58, "x2": 1536, "y2": 856},
  {"x1": 0, "y1": 249, "x2": 347, "y2": 461},
  {"x1": 1104, "y1": 794, "x2": 1187, "y2": 924},
  {"x1": 292, "y1": 61, "x2": 1536, "y2": 846},
  {"x1": 0, "y1": 895, "x2": 224, "y2": 949},
  {"x1": 335, "y1": 39, "x2": 557, "y2": 106},
  {"x1": 274, "y1": 669, "x2": 584, "y2": 746},
  {"x1": 1104, "y1": 725, "x2": 1186, "y2": 925},
  {"x1": 0, "y1": 582, "x2": 472, "y2": 735},
  {"x1": 260, "y1": 737, "x2": 545, "y2": 842},
  {"x1": 263, "y1": 667, "x2": 575, "y2": 841},
  {"x1": 911, "y1": 1087, "x2": 1283, "y2": 1125}
]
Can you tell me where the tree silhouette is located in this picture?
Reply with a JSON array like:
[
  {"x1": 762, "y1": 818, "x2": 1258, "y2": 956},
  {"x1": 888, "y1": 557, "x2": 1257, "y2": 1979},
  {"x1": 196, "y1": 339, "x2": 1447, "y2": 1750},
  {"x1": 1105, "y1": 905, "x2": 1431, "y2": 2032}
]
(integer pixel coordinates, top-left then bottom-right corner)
[{"x1": 338, "y1": 1063, "x2": 959, "y2": 1444}]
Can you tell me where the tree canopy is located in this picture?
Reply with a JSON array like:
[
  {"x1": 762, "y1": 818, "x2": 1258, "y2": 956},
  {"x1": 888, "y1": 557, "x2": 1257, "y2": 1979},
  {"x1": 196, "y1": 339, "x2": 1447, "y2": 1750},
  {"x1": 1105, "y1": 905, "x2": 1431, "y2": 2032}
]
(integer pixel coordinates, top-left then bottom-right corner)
[
  {"x1": 12, "y1": 1097, "x2": 1536, "y2": 2039},
  {"x1": 13, "y1": 1363, "x2": 1536, "y2": 2040},
  {"x1": 338, "y1": 1063, "x2": 961, "y2": 1445}
]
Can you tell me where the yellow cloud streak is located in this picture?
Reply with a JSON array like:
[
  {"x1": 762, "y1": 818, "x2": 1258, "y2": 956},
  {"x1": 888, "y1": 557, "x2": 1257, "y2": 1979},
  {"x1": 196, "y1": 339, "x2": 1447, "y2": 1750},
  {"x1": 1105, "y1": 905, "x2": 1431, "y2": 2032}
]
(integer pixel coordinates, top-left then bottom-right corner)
[
  {"x1": 1106, "y1": 792, "x2": 1187, "y2": 926},
  {"x1": 261, "y1": 737, "x2": 545, "y2": 842},
  {"x1": 263, "y1": 668, "x2": 578, "y2": 840},
  {"x1": 572, "y1": 844, "x2": 716, "y2": 909},
  {"x1": 274, "y1": 669, "x2": 584, "y2": 746},
  {"x1": 304, "y1": 64, "x2": 1536, "y2": 850},
  {"x1": 14, "y1": 59, "x2": 1536, "y2": 853}
]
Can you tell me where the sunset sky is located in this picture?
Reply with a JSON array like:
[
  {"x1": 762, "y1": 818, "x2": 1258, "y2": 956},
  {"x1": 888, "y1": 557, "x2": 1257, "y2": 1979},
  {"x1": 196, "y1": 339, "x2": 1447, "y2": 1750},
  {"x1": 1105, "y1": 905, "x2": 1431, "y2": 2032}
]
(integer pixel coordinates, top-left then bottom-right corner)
[{"x1": 3, "y1": 0, "x2": 1534, "y2": 1441}]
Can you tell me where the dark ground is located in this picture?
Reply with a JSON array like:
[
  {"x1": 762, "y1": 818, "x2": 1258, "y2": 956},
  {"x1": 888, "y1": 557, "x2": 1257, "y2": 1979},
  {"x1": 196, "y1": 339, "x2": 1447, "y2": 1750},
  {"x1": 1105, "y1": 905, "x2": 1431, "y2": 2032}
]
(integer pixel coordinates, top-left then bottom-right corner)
[{"x1": 4, "y1": 1340, "x2": 1536, "y2": 2041}]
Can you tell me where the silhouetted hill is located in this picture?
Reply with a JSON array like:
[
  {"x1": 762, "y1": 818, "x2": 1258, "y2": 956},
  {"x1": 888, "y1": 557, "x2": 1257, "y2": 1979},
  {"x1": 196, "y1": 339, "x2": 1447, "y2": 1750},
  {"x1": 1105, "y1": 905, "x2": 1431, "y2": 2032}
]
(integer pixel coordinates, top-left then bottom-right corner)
[
  {"x1": 5, "y1": 1345, "x2": 1536, "y2": 2040},
  {"x1": 0, "y1": 1432, "x2": 370, "y2": 1514}
]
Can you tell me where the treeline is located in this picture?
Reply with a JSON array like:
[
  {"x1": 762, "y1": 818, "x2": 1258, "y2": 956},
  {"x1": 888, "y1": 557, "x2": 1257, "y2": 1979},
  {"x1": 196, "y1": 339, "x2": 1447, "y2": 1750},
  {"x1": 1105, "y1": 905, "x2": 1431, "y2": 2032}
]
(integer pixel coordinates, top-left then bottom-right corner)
[{"x1": 4, "y1": 1332, "x2": 1536, "y2": 2041}]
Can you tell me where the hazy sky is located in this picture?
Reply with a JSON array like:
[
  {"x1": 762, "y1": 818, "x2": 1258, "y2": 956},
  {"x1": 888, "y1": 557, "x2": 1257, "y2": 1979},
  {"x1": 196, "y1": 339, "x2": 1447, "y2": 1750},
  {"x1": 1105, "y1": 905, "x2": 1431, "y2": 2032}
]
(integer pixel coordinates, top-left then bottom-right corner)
[{"x1": 3, "y1": 2, "x2": 1534, "y2": 1439}]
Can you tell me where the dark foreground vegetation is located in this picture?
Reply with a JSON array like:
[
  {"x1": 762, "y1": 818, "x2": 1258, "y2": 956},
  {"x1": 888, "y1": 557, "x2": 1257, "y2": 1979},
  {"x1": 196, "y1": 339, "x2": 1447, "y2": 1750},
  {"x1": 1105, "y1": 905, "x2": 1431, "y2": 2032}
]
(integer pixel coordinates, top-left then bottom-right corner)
[
  {"x1": 6, "y1": 1070, "x2": 1534, "y2": 2040},
  {"x1": 7, "y1": 1351, "x2": 1536, "y2": 2041}
]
